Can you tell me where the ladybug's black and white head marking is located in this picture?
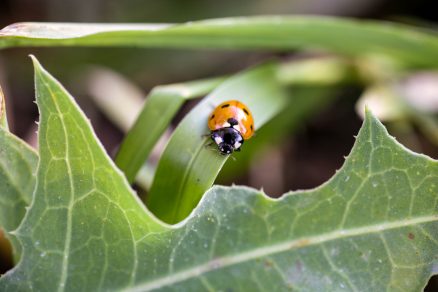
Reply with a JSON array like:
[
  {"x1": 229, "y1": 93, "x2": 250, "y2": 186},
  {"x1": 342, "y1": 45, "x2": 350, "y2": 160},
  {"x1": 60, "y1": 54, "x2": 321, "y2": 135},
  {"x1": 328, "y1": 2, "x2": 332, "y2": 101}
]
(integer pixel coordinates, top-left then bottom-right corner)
[{"x1": 211, "y1": 127, "x2": 244, "y2": 155}]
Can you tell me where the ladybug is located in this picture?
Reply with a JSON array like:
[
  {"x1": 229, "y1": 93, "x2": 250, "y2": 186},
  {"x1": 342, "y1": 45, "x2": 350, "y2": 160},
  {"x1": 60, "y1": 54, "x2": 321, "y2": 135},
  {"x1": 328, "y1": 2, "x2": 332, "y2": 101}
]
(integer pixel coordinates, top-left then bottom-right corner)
[{"x1": 208, "y1": 100, "x2": 255, "y2": 155}]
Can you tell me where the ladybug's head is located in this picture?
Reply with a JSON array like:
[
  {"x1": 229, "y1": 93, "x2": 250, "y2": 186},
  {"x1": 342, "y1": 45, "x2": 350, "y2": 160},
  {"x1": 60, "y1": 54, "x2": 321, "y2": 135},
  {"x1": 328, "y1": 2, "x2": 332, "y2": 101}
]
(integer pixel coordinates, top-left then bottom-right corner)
[
  {"x1": 211, "y1": 127, "x2": 244, "y2": 155},
  {"x1": 219, "y1": 143, "x2": 234, "y2": 155}
]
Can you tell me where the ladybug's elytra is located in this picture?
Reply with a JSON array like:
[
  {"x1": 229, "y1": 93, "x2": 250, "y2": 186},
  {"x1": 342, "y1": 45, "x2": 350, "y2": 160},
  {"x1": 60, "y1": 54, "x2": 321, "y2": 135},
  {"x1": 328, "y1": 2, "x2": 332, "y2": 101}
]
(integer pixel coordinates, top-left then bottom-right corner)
[{"x1": 208, "y1": 100, "x2": 255, "y2": 155}]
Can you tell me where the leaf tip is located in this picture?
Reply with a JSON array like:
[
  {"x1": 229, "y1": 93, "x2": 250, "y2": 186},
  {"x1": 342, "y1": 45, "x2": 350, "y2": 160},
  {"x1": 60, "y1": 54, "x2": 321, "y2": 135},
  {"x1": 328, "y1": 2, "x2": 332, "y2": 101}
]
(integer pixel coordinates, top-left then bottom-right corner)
[
  {"x1": 364, "y1": 105, "x2": 382, "y2": 122},
  {"x1": 29, "y1": 54, "x2": 46, "y2": 78},
  {"x1": 28, "y1": 54, "x2": 39, "y2": 67},
  {"x1": 363, "y1": 105, "x2": 380, "y2": 127},
  {"x1": 363, "y1": 104, "x2": 372, "y2": 117}
]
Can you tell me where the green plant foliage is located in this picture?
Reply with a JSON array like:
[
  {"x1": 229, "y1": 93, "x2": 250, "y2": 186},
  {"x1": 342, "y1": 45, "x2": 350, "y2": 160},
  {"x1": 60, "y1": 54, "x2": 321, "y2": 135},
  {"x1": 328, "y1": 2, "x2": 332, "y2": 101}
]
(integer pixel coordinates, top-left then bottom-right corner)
[
  {"x1": 1, "y1": 57, "x2": 437, "y2": 292},
  {"x1": 1, "y1": 17, "x2": 438, "y2": 67},
  {"x1": 0, "y1": 113, "x2": 38, "y2": 260},
  {"x1": 219, "y1": 86, "x2": 339, "y2": 181},
  {"x1": 0, "y1": 86, "x2": 7, "y2": 128},
  {"x1": 119, "y1": 57, "x2": 351, "y2": 190},
  {"x1": 115, "y1": 76, "x2": 226, "y2": 184},
  {"x1": 0, "y1": 85, "x2": 38, "y2": 262},
  {"x1": 146, "y1": 63, "x2": 288, "y2": 224}
]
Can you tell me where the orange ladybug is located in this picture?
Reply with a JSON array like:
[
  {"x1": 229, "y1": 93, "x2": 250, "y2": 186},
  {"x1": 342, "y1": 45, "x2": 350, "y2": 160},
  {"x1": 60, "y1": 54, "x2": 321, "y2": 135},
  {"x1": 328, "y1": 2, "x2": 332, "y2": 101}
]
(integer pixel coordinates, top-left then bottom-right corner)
[{"x1": 208, "y1": 100, "x2": 255, "y2": 154}]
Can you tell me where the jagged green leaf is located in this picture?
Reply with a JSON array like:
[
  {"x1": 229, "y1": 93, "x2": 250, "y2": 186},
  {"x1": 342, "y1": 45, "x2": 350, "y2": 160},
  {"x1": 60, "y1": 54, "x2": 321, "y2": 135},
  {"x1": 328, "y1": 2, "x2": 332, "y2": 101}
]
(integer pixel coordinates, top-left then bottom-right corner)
[
  {"x1": 1, "y1": 57, "x2": 438, "y2": 291},
  {"x1": 0, "y1": 129, "x2": 37, "y2": 261},
  {"x1": 0, "y1": 57, "x2": 165, "y2": 290},
  {"x1": 0, "y1": 88, "x2": 38, "y2": 260}
]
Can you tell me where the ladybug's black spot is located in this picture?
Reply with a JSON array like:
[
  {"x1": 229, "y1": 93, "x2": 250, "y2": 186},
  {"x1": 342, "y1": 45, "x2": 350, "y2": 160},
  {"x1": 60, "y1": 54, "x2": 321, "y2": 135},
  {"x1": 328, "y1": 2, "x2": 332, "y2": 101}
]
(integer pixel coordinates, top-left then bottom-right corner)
[
  {"x1": 221, "y1": 104, "x2": 230, "y2": 108},
  {"x1": 210, "y1": 114, "x2": 215, "y2": 120},
  {"x1": 250, "y1": 124, "x2": 253, "y2": 130},
  {"x1": 227, "y1": 118, "x2": 238, "y2": 126},
  {"x1": 243, "y1": 108, "x2": 249, "y2": 115}
]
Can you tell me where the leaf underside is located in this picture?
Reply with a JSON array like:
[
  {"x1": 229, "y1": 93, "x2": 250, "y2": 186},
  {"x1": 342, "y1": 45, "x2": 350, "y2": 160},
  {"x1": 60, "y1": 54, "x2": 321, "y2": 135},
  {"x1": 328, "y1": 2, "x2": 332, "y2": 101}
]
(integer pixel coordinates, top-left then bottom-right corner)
[{"x1": 0, "y1": 58, "x2": 438, "y2": 292}]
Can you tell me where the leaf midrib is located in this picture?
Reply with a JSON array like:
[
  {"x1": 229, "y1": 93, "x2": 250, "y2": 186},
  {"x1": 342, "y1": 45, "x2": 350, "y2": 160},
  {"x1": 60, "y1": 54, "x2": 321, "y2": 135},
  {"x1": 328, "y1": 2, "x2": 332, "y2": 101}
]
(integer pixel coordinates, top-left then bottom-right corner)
[{"x1": 126, "y1": 214, "x2": 438, "y2": 291}]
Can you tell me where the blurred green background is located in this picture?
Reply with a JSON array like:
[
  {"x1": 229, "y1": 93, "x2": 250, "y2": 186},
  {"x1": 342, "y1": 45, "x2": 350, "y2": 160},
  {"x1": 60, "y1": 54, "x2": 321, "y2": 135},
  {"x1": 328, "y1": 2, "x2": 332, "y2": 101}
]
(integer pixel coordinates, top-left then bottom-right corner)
[{"x1": 1, "y1": 0, "x2": 437, "y2": 287}]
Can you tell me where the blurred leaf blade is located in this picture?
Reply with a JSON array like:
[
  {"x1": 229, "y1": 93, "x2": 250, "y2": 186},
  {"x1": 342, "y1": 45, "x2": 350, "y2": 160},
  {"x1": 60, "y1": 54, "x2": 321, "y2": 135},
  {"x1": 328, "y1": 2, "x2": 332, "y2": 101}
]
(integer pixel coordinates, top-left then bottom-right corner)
[
  {"x1": 1, "y1": 17, "x2": 438, "y2": 67},
  {"x1": 86, "y1": 67, "x2": 146, "y2": 133},
  {"x1": 147, "y1": 62, "x2": 288, "y2": 224},
  {"x1": 115, "y1": 77, "x2": 226, "y2": 184}
]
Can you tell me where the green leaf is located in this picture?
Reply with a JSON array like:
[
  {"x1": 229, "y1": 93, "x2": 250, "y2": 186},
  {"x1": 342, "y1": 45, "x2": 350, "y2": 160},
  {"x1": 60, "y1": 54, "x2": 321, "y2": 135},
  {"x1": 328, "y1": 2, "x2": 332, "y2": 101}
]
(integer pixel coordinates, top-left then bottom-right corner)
[
  {"x1": 146, "y1": 62, "x2": 288, "y2": 224},
  {"x1": 118, "y1": 56, "x2": 350, "y2": 186},
  {"x1": 0, "y1": 56, "x2": 166, "y2": 290},
  {"x1": 0, "y1": 123, "x2": 38, "y2": 260},
  {"x1": 1, "y1": 17, "x2": 438, "y2": 67},
  {"x1": 2, "y1": 57, "x2": 438, "y2": 291},
  {"x1": 116, "y1": 76, "x2": 225, "y2": 184},
  {"x1": 0, "y1": 85, "x2": 8, "y2": 128},
  {"x1": 0, "y1": 84, "x2": 37, "y2": 262},
  {"x1": 219, "y1": 86, "x2": 339, "y2": 182}
]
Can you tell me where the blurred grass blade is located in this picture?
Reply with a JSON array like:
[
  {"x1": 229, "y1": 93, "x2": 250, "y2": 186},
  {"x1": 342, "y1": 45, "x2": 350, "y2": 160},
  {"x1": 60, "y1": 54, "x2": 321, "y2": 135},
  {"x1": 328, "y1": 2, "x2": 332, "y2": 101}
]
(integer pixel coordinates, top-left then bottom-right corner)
[
  {"x1": 86, "y1": 67, "x2": 145, "y2": 132},
  {"x1": 135, "y1": 163, "x2": 156, "y2": 191},
  {"x1": 1, "y1": 17, "x2": 438, "y2": 67},
  {"x1": 277, "y1": 57, "x2": 356, "y2": 85},
  {"x1": 147, "y1": 62, "x2": 288, "y2": 224},
  {"x1": 115, "y1": 77, "x2": 226, "y2": 183}
]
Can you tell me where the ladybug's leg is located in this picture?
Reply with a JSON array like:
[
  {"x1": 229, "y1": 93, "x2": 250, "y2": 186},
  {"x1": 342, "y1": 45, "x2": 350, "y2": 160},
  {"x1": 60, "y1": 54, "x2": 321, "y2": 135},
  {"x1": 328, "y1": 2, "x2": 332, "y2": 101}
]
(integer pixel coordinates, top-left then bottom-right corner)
[
  {"x1": 204, "y1": 132, "x2": 216, "y2": 149},
  {"x1": 204, "y1": 142, "x2": 219, "y2": 154}
]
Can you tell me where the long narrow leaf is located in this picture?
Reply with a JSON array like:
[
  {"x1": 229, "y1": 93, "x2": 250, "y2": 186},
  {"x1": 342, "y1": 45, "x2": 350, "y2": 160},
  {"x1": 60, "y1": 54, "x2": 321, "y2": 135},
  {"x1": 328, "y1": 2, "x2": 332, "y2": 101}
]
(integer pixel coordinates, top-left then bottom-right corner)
[
  {"x1": 116, "y1": 77, "x2": 226, "y2": 183},
  {"x1": 219, "y1": 86, "x2": 339, "y2": 182},
  {"x1": 1, "y1": 17, "x2": 438, "y2": 67},
  {"x1": 147, "y1": 62, "x2": 288, "y2": 224}
]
